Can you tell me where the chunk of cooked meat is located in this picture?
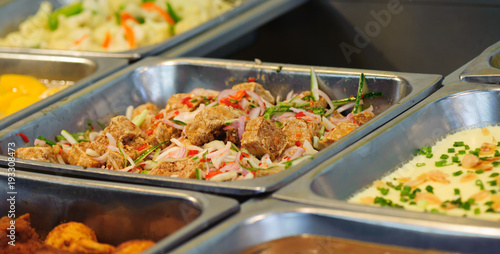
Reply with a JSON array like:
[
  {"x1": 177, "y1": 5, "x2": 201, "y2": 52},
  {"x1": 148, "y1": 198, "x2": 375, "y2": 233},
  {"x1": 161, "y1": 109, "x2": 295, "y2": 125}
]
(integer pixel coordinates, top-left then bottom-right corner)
[
  {"x1": 232, "y1": 82, "x2": 275, "y2": 104},
  {"x1": 68, "y1": 142, "x2": 103, "y2": 168},
  {"x1": 142, "y1": 122, "x2": 181, "y2": 149},
  {"x1": 185, "y1": 105, "x2": 243, "y2": 146},
  {"x1": 301, "y1": 91, "x2": 328, "y2": 109},
  {"x1": 149, "y1": 159, "x2": 202, "y2": 178},
  {"x1": 281, "y1": 118, "x2": 320, "y2": 149},
  {"x1": 15, "y1": 146, "x2": 58, "y2": 163},
  {"x1": 320, "y1": 121, "x2": 360, "y2": 146},
  {"x1": 44, "y1": 222, "x2": 115, "y2": 254},
  {"x1": 123, "y1": 137, "x2": 150, "y2": 160},
  {"x1": 256, "y1": 168, "x2": 284, "y2": 177},
  {"x1": 106, "y1": 151, "x2": 125, "y2": 170},
  {"x1": 241, "y1": 117, "x2": 288, "y2": 160},
  {"x1": 165, "y1": 93, "x2": 207, "y2": 113},
  {"x1": 352, "y1": 111, "x2": 375, "y2": 125},
  {"x1": 91, "y1": 116, "x2": 142, "y2": 155},
  {"x1": 113, "y1": 240, "x2": 155, "y2": 254}
]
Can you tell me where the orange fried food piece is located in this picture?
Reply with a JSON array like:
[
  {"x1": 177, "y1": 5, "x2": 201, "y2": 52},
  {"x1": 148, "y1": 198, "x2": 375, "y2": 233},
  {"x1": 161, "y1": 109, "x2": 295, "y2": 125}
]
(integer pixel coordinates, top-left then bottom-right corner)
[
  {"x1": 113, "y1": 240, "x2": 155, "y2": 254},
  {"x1": 0, "y1": 214, "x2": 45, "y2": 254},
  {"x1": 45, "y1": 221, "x2": 115, "y2": 253}
]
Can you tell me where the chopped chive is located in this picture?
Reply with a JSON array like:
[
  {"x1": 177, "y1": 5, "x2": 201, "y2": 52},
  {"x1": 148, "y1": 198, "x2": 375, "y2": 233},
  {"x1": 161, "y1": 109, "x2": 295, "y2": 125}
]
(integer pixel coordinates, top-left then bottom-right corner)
[
  {"x1": 454, "y1": 188, "x2": 460, "y2": 195},
  {"x1": 453, "y1": 141, "x2": 465, "y2": 147},
  {"x1": 448, "y1": 148, "x2": 455, "y2": 153},
  {"x1": 458, "y1": 150, "x2": 466, "y2": 155},
  {"x1": 440, "y1": 154, "x2": 449, "y2": 159},
  {"x1": 497, "y1": 142, "x2": 500, "y2": 146},
  {"x1": 400, "y1": 198, "x2": 408, "y2": 202},
  {"x1": 491, "y1": 190, "x2": 497, "y2": 194},
  {"x1": 490, "y1": 173, "x2": 500, "y2": 177},
  {"x1": 469, "y1": 148, "x2": 481, "y2": 156},
  {"x1": 485, "y1": 201, "x2": 494, "y2": 206},
  {"x1": 465, "y1": 145, "x2": 470, "y2": 150},
  {"x1": 452, "y1": 156, "x2": 460, "y2": 163},
  {"x1": 487, "y1": 180, "x2": 497, "y2": 186},
  {"x1": 474, "y1": 208, "x2": 481, "y2": 215},
  {"x1": 453, "y1": 170, "x2": 463, "y2": 176},
  {"x1": 425, "y1": 185, "x2": 434, "y2": 193},
  {"x1": 409, "y1": 201, "x2": 417, "y2": 205},
  {"x1": 486, "y1": 208, "x2": 495, "y2": 213},
  {"x1": 476, "y1": 170, "x2": 485, "y2": 174},
  {"x1": 430, "y1": 208, "x2": 439, "y2": 214},
  {"x1": 401, "y1": 186, "x2": 411, "y2": 195},
  {"x1": 493, "y1": 161, "x2": 500, "y2": 167},
  {"x1": 495, "y1": 150, "x2": 500, "y2": 157},
  {"x1": 435, "y1": 160, "x2": 448, "y2": 167},
  {"x1": 426, "y1": 153, "x2": 433, "y2": 158},
  {"x1": 379, "y1": 188, "x2": 389, "y2": 195},
  {"x1": 475, "y1": 179, "x2": 485, "y2": 190},
  {"x1": 416, "y1": 163, "x2": 426, "y2": 167}
]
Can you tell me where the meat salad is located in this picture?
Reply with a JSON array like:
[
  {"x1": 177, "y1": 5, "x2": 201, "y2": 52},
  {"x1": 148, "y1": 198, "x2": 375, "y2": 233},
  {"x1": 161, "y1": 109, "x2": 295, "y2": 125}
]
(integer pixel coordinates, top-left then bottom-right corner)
[{"x1": 16, "y1": 71, "x2": 378, "y2": 181}]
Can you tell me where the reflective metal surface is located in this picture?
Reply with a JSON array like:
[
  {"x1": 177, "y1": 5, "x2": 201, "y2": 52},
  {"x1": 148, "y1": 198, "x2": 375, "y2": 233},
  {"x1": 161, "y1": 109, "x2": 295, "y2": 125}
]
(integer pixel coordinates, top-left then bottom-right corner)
[
  {"x1": 274, "y1": 81, "x2": 500, "y2": 226},
  {"x1": 460, "y1": 41, "x2": 500, "y2": 84},
  {"x1": 170, "y1": 198, "x2": 500, "y2": 254},
  {"x1": 0, "y1": 169, "x2": 239, "y2": 253},
  {"x1": 0, "y1": 52, "x2": 127, "y2": 130},
  {"x1": 0, "y1": 0, "x2": 307, "y2": 60},
  {"x1": 0, "y1": 57, "x2": 441, "y2": 196}
]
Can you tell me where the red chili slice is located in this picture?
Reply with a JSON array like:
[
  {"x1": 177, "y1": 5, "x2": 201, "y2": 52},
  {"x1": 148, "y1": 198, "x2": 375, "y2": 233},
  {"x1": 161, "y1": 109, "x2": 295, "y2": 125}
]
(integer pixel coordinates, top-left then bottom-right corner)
[
  {"x1": 295, "y1": 140, "x2": 301, "y2": 146},
  {"x1": 248, "y1": 77, "x2": 256, "y2": 82},
  {"x1": 17, "y1": 133, "x2": 29, "y2": 143},
  {"x1": 188, "y1": 150, "x2": 198, "y2": 156},
  {"x1": 181, "y1": 96, "x2": 193, "y2": 108},
  {"x1": 295, "y1": 112, "x2": 306, "y2": 118},
  {"x1": 205, "y1": 170, "x2": 222, "y2": 179}
]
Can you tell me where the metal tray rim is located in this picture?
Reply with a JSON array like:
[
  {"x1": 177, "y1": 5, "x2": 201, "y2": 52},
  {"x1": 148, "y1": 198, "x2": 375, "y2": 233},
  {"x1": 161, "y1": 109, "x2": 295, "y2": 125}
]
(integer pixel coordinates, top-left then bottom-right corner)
[
  {"x1": 0, "y1": 56, "x2": 442, "y2": 196},
  {"x1": 460, "y1": 40, "x2": 500, "y2": 83}
]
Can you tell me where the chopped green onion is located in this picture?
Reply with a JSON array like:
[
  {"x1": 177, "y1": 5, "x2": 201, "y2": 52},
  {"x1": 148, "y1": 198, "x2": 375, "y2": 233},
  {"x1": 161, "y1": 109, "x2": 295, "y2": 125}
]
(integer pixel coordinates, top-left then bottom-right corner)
[
  {"x1": 425, "y1": 185, "x2": 434, "y2": 193},
  {"x1": 465, "y1": 145, "x2": 470, "y2": 150},
  {"x1": 167, "y1": 2, "x2": 182, "y2": 23},
  {"x1": 61, "y1": 130, "x2": 78, "y2": 144},
  {"x1": 416, "y1": 163, "x2": 425, "y2": 167},
  {"x1": 475, "y1": 179, "x2": 485, "y2": 190},
  {"x1": 310, "y1": 67, "x2": 320, "y2": 102},
  {"x1": 453, "y1": 141, "x2": 465, "y2": 147},
  {"x1": 276, "y1": 65, "x2": 283, "y2": 72},
  {"x1": 170, "y1": 119, "x2": 187, "y2": 126},
  {"x1": 379, "y1": 188, "x2": 389, "y2": 195},
  {"x1": 132, "y1": 109, "x2": 149, "y2": 127},
  {"x1": 490, "y1": 173, "x2": 500, "y2": 177},
  {"x1": 454, "y1": 188, "x2": 460, "y2": 195},
  {"x1": 452, "y1": 170, "x2": 463, "y2": 176},
  {"x1": 37, "y1": 136, "x2": 57, "y2": 146},
  {"x1": 487, "y1": 180, "x2": 497, "y2": 186},
  {"x1": 440, "y1": 154, "x2": 449, "y2": 159},
  {"x1": 48, "y1": 2, "x2": 83, "y2": 30},
  {"x1": 426, "y1": 153, "x2": 433, "y2": 158},
  {"x1": 448, "y1": 148, "x2": 455, "y2": 153},
  {"x1": 452, "y1": 156, "x2": 460, "y2": 163},
  {"x1": 435, "y1": 160, "x2": 447, "y2": 167},
  {"x1": 134, "y1": 140, "x2": 169, "y2": 164},
  {"x1": 458, "y1": 150, "x2": 466, "y2": 155},
  {"x1": 476, "y1": 169, "x2": 484, "y2": 174},
  {"x1": 351, "y1": 73, "x2": 365, "y2": 114},
  {"x1": 474, "y1": 208, "x2": 481, "y2": 215}
]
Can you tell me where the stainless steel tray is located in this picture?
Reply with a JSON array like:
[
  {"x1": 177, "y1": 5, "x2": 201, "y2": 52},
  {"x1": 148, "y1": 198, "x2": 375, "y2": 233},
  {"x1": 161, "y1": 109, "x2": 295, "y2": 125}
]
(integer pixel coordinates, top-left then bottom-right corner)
[
  {"x1": 169, "y1": 198, "x2": 500, "y2": 254},
  {"x1": 273, "y1": 81, "x2": 500, "y2": 225},
  {"x1": 0, "y1": 52, "x2": 127, "y2": 130},
  {"x1": 0, "y1": 57, "x2": 442, "y2": 196},
  {"x1": 0, "y1": 0, "x2": 307, "y2": 60},
  {"x1": 460, "y1": 40, "x2": 500, "y2": 84},
  {"x1": 0, "y1": 169, "x2": 239, "y2": 253}
]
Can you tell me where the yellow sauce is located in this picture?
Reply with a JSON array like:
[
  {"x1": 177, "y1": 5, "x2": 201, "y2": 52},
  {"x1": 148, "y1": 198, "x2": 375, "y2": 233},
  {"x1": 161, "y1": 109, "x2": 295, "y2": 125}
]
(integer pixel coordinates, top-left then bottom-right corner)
[
  {"x1": 349, "y1": 126, "x2": 500, "y2": 221},
  {"x1": 0, "y1": 74, "x2": 63, "y2": 119}
]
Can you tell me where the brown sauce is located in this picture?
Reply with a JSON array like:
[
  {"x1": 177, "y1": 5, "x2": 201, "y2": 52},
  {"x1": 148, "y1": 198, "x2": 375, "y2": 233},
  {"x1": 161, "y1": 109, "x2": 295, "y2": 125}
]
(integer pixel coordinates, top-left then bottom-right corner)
[{"x1": 240, "y1": 235, "x2": 456, "y2": 254}]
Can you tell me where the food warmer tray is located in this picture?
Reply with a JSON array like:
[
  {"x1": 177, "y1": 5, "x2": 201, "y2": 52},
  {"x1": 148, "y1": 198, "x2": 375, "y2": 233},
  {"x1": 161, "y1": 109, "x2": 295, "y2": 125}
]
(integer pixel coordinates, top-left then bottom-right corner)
[
  {"x1": 460, "y1": 40, "x2": 500, "y2": 84},
  {"x1": 0, "y1": 169, "x2": 239, "y2": 253},
  {"x1": 0, "y1": 57, "x2": 441, "y2": 196},
  {"x1": 273, "y1": 81, "x2": 500, "y2": 226},
  {"x1": 168, "y1": 198, "x2": 500, "y2": 254},
  {"x1": 0, "y1": 52, "x2": 127, "y2": 130},
  {"x1": 0, "y1": 0, "x2": 308, "y2": 60}
]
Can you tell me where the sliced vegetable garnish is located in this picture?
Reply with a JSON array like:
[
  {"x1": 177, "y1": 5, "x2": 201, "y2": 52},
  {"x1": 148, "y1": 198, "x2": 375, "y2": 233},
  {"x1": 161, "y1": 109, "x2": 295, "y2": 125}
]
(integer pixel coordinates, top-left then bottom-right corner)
[
  {"x1": 48, "y1": 2, "x2": 83, "y2": 30},
  {"x1": 167, "y1": 2, "x2": 181, "y2": 23},
  {"x1": 352, "y1": 73, "x2": 365, "y2": 114},
  {"x1": 37, "y1": 136, "x2": 57, "y2": 146},
  {"x1": 170, "y1": 119, "x2": 187, "y2": 126},
  {"x1": 17, "y1": 133, "x2": 30, "y2": 143},
  {"x1": 196, "y1": 168, "x2": 203, "y2": 180},
  {"x1": 61, "y1": 130, "x2": 78, "y2": 144},
  {"x1": 310, "y1": 67, "x2": 320, "y2": 102},
  {"x1": 134, "y1": 140, "x2": 168, "y2": 164},
  {"x1": 132, "y1": 109, "x2": 149, "y2": 127}
]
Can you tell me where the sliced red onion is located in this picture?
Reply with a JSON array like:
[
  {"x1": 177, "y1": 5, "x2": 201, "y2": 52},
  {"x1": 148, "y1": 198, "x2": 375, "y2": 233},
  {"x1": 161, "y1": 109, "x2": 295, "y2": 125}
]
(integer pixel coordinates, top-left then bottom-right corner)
[
  {"x1": 56, "y1": 154, "x2": 66, "y2": 165},
  {"x1": 125, "y1": 105, "x2": 133, "y2": 120},
  {"x1": 117, "y1": 162, "x2": 145, "y2": 172},
  {"x1": 277, "y1": 112, "x2": 296, "y2": 122},
  {"x1": 240, "y1": 98, "x2": 249, "y2": 110},
  {"x1": 34, "y1": 139, "x2": 46, "y2": 146},
  {"x1": 346, "y1": 113, "x2": 354, "y2": 120},
  {"x1": 362, "y1": 105, "x2": 374, "y2": 113},
  {"x1": 238, "y1": 115, "x2": 246, "y2": 140},
  {"x1": 322, "y1": 116, "x2": 335, "y2": 131},
  {"x1": 106, "y1": 145, "x2": 119, "y2": 152},
  {"x1": 186, "y1": 145, "x2": 203, "y2": 152},
  {"x1": 85, "y1": 148, "x2": 100, "y2": 157},
  {"x1": 311, "y1": 88, "x2": 334, "y2": 115},
  {"x1": 217, "y1": 89, "x2": 237, "y2": 104},
  {"x1": 243, "y1": 172, "x2": 254, "y2": 180},
  {"x1": 290, "y1": 107, "x2": 321, "y2": 123},
  {"x1": 286, "y1": 90, "x2": 294, "y2": 100},
  {"x1": 282, "y1": 147, "x2": 306, "y2": 161},
  {"x1": 170, "y1": 138, "x2": 185, "y2": 147},
  {"x1": 89, "y1": 132, "x2": 99, "y2": 142},
  {"x1": 106, "y1": 132, "x2": 116, "y2": 147},
  {"x1": 329, "y1": 117, "x2": 349, "y2": 125},
  {"x1": 219, "y1": 162, "x2": 240, "y2": 172},
  {"x1": 207, "y1": 142, "x2": 232, "y2": 168},
  {"x1": 164, "y1": 119, "x2": 185, "y2": 130},
  {"x1": 245, "y1": 90, "x2": 265, "y2": 115},
  {"x1": 223, "y1": 120, "x2": 238, "y2": 131},
  {"x1": 248, "y1": 108, "x2": 260, "y2": 119},
  {"x1": 108, "y1": 156, "x2": 120, "y2": 170}
]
